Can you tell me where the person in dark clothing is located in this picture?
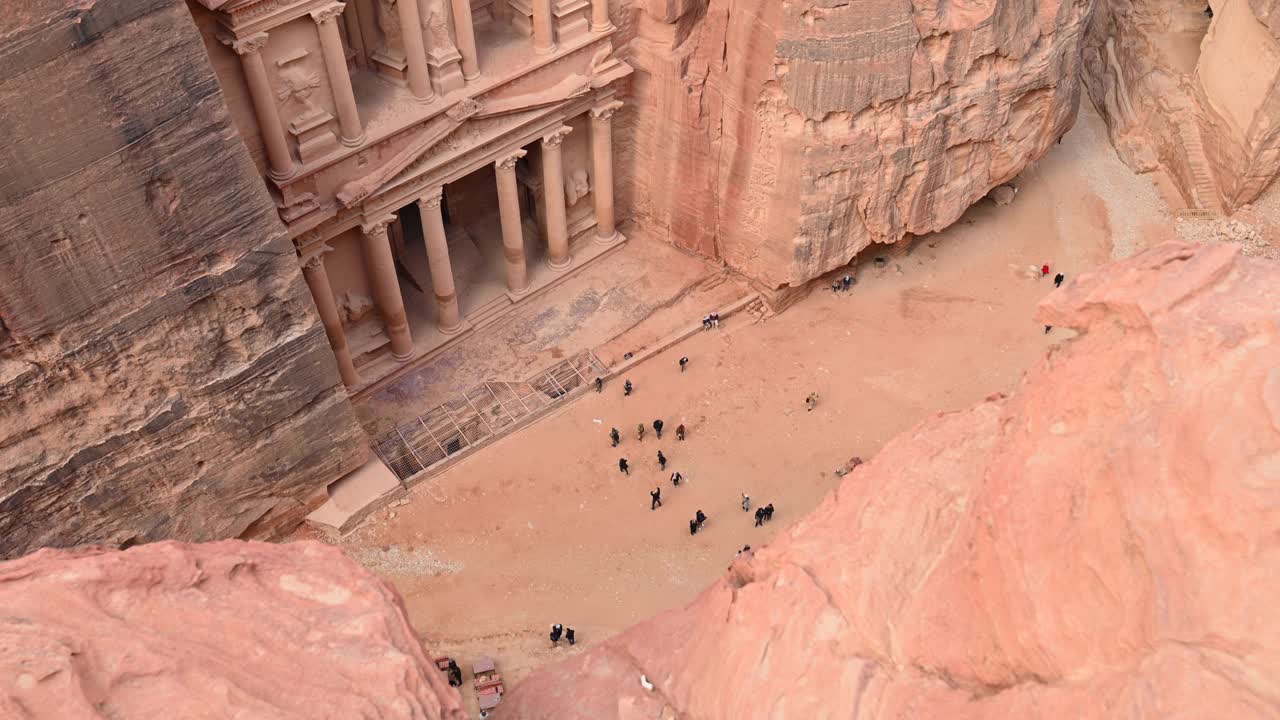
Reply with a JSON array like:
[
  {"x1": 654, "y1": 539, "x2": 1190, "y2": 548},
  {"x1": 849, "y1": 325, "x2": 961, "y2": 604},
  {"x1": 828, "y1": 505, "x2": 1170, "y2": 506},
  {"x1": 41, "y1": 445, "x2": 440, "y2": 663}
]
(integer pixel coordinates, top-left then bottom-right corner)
[
  {"x1": 831, "y1": 280, "x2": 841, "y2": 293},
  {"x1": 1054, "y1": 272, "x2": 1065, "y2": 288},
  {"x1": 763, "y1": 503, "x2": 774, "y2": 522},
  {"x1": 595, "y1": 377, "x2": 603, "y2": 393},
  {"x1": 610, "y1": 427, "x2": 620, "y2": 447},
  {"x1": 711, "y1": 312, "x2": 720, "y2": 327},
  {"x1": 1205, "y1": 4, "x2": 1213, "y2": 17},
  {"x1": 566, "y1": 627, "x2": 576, "y2": 645},
  {"x1": 695, "y1": 509, "x2": 707, "y2": 528},
  {"x1": 676, "y1": 424, "x2": 686, "y2": 441},
  {"x1": 653, "y1": 419, "x2": 664, "y2": 438},
  {"x1": 679, "y1": 356, "x2": 689, "y2": 372},
  {"x1": 842, "y1": 274, "x2": 854, "y2": 291},
  {"x1": 550, "y1": 624, "x2": 563, "y2": 643},
  {"x1": 741, "y1": 493, "x2": 750, "y2": 512},
  {"x1": 671, "y1": 471, "x2": 682, "y2": 486},
  {"x1": 702, "y1": 316, "x2": 711, "y2": 330},
  {"x1": 619, "y1": 458, "x2": 629, "y2": 475},
  {"x1": 1044, "y1": 325, "x2": 1052, "y2": 334},
  {"x1": 657, "y1": 450, "x2": 667, "y2": 470},
  {"x1": 754, "y1": 507, "x2": 765, "y2": 527},
  {"x1": 651, "y1": 487, "x2": 662, "y2": 510},
  {"x1": 689, "y1": 518, "x2": 698, "y2": 535},
  {"x1": 447, "y1": 659, "x2": 462, "y2": 687},
  {"x1": 624, "y1": 379, "x2": 633, "y2": 396}
]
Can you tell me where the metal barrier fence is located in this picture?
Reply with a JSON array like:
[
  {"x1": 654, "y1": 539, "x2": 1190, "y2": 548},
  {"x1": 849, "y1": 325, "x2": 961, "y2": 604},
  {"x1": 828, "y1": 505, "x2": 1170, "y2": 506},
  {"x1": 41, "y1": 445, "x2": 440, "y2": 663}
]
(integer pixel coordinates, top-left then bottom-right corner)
[{"x1": 372, "y1": 351, "x2": 608, "y2": 483}]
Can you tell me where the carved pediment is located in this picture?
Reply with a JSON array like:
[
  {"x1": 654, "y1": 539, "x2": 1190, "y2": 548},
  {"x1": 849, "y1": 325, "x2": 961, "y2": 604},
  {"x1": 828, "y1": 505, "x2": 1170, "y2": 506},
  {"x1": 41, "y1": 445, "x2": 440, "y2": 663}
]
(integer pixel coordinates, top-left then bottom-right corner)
[
  {"x1": 336, "y1": 99, "x2": 482, "y2": 208},
  {"x1": 380, "y1": 108, "x2": 545, "y2": 190}
]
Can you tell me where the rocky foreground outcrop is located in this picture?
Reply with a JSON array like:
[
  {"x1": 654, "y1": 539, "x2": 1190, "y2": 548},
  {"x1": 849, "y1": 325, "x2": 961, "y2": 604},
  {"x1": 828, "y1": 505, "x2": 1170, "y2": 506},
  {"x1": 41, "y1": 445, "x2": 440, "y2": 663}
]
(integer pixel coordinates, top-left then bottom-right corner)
[
  {"x1": 620, "y1": 0, "x2": 1094, "y2": 289},
  {"x1": 0, "y1": 0, "x2": 367, "y2": 558},
  {"x1": 0, "y1": 540, "x2": 466, "y2": 719},
  {"x1": 497, "y1": 242, "x2": 1280, "y2": 718}
]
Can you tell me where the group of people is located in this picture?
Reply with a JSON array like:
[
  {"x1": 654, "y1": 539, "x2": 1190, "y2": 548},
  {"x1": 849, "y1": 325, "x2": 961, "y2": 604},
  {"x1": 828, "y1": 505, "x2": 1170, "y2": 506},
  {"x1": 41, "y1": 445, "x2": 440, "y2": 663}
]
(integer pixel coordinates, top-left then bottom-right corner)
[
  {"x1": 753, "y1": 503, "x2": 775, "y2": 527},
  {"x1": 701, "y1": 312, "x2": 721, "y2": 330},
  {"x1": 1041, "y1": 265, "x2": 1067, "y2": 333},
  {"x1": 615, "y1": 415, "x2": 685, "y2": 474},
  {"x1": 549, "y1": 623, "x2": 577, "y2": 646},
  {"x1": 830, "y1": 274, "x2": 855, "y2": 293}
]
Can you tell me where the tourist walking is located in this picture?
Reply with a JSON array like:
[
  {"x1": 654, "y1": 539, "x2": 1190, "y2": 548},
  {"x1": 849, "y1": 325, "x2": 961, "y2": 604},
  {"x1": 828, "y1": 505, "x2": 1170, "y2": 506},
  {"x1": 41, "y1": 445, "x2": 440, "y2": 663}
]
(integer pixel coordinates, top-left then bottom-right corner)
[
  {"x1": 702, "y1": 315, "x2": 711, "y2": 331},
  {"x1": 651, "y1": 487, "x2": 662, "y2": 510},
  {"x1": 676, "y1": 423, "x2": 686, "y2": 441},
  {"x1": 764, "y1": 503, "x2": 774, "y2": 522},
  {"x1": 637, "y1": 423, "x2": 646, "y2": 441},
  {"x1": 653, "y1": 418, "x2": 664, "y2": 438},
  {"x1": 805, "y1": 392, "x2": 818, "y2": 412},
  {"x1": 657, "y1": 450, "x2": 667, "y2": 470},
  {"x1": 1041, "y1": 264, "x2": 1051, "y2": 277},
  {"x1": 679, "y1": 356, "x2": 689, "y2": 372},
  {"x1": 550, "y1": 624, "x2": 563, "y2": 644},
  {"x1": 741, "y1": 493, "x2": 750, "y2": 512},
  {"x1": 695, "y1": 509, "x2": 707, "y2": 528},
  {"x1": 842, "y1": 274, "x2": 854, "y2": 291},
  {"x1": 610, "y1": 427, "x2": 620, "y2": 447},
  {"x1": 711, "y1": 312, "x2": 720, "y2": 328},
  {"x1": 447, "y1": 659, "x2": 462, "y2": 687},
  {"x1": 619, "y1": 458, "x2": 629, "y2": 475},
  {"x1": 754, "y1": 507, "x2": 765, "y2": 527},
  {"x1": 1054, "y1": 272, "x2": 1065, "y2": 288},
  {"x1": 1044, "y1": 325, "x2": 1052, "y2": 334},
  {"x1": 566, "y1": 627, "x2": 576, "y2": 645},
  {"x1": 689, "y1": 518, "x2": 698, "y2": 535},
  {"x1": 624, "y1": 379, "x2": 633, "y2": 396},
  {"x1": 671, "y1": 471, "x2": 682, "y2": 486},
  {"x1": 595, "y1": 377, "x2": 603, "y2": 393}
]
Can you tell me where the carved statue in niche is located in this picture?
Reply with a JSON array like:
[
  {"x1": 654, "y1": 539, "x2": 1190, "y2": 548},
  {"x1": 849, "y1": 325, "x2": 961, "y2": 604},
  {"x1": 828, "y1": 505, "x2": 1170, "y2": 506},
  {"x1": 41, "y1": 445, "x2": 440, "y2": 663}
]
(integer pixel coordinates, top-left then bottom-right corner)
[
  {"x1": 564, "y1": 169, "x2": 591, "y2": 207},
  {"x1": 377, "y1": 0, "x2": 404, "y2": 55},
  {"x1": 276, "y1": 60, "x2": 322, "y2": 118},
  {"x1": 423, "y1": 0, "x2": 456, "y2": 52}
]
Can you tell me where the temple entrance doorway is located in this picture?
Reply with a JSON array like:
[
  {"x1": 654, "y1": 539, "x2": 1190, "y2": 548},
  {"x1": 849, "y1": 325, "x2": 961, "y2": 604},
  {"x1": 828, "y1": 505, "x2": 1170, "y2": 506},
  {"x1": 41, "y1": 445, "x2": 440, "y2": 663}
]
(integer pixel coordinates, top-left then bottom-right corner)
[{"x1": 390, "y1": 154, "x2": 544, "y2": 336}]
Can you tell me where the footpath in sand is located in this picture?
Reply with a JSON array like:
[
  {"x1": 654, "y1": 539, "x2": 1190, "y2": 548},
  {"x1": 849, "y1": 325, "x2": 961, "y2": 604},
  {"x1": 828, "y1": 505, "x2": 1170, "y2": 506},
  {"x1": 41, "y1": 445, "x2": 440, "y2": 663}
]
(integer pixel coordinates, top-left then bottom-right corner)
[{"x1": 292, "y1": 104, "x2": 1278, "y2": 716}]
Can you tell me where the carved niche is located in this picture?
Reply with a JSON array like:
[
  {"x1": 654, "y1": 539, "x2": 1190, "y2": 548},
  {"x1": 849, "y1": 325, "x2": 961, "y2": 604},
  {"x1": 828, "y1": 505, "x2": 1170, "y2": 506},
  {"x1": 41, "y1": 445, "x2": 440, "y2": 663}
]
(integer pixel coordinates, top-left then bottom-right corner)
[{"x1": 276, "y1": 49, "x2": 338, "y2": 163}]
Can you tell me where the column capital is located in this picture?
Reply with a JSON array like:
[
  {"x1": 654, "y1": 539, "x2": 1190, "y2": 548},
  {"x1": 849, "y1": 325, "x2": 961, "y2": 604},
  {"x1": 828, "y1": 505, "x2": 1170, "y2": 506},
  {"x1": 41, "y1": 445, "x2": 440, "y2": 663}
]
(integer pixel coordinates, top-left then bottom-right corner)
[
  {"x1": 590, "y1": 100, "x2": 624, "y2": 121},
  {"x1": 419, "y1": 187, "x2": 444, "y2": 209},
  {"x1": 542, "y1": 126, "x2": 573, "y2": 148},
  {"x1": 299, "y1": 243, "x2": 334, "y2": 269},
  {"x1": 219, "y1": 32, "x2": 269, "y2": 56},
  {"x1": 360, "y1": 215, "x2": 397, "y2": 235},
  {"x1": 310, "y1": 2, "x2": 347, "y2": 24},
  {"x1": 495, "y1": 148, "x2": 528, "y2": 170}
]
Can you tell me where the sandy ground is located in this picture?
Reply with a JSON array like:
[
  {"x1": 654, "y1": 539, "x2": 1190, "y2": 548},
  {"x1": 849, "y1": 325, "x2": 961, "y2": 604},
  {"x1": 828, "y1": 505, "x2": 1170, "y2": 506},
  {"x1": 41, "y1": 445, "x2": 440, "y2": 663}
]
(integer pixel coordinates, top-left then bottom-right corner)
[{"x1": 293, "y1": 104, "x2": 1275, "y2": 713}]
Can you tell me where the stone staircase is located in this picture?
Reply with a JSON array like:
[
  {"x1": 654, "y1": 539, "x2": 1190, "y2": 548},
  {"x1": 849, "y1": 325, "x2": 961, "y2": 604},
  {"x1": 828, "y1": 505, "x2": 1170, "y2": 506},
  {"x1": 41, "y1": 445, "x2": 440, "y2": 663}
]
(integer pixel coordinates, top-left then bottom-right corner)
[
  {"x1": 1178, "y1": 122, "x2": 1222, "y2": 211},
  {"x1": 466, "y1": 293, "x2": 513, "y2": 330}
]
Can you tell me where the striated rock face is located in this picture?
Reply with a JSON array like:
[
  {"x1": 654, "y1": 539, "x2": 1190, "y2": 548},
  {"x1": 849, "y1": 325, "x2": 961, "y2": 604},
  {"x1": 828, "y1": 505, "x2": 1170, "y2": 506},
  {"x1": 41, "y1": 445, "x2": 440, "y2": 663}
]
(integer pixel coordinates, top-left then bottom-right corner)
[
  {"x1": 497, "y1": 242, "x2": 1280, "y2": 718},
  {"x1": 0, "y1": 541, "x2": 466, "y2": 719},
  {"x1": 0, "y1": 0, "x2": 367, "y2": 558},
  {"x1": 622, "y1": 0, "x2": 1093, "y2": 289}
]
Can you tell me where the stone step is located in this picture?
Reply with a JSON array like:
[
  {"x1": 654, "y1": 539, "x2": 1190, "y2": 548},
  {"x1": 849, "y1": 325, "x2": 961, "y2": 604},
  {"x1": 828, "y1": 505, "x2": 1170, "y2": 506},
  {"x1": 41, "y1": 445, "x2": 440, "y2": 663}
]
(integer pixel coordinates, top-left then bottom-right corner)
[{"x1": 466, "y1": 294, "x2": 514, "y2": 330}]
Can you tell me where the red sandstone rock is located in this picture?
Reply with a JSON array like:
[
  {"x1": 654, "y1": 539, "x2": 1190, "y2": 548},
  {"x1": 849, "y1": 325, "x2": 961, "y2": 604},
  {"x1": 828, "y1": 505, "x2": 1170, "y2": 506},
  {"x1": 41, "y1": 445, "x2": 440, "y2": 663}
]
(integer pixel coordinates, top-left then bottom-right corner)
[
  {"x1": 621, "y1": 0, "x2": 1091, "y2": 289},
  {"x1": 0, "y1": 540, "x2": 466, "y2": 720},
  {"x1": 496, "y1": 242, "x2": 1280, "y2": 718}
]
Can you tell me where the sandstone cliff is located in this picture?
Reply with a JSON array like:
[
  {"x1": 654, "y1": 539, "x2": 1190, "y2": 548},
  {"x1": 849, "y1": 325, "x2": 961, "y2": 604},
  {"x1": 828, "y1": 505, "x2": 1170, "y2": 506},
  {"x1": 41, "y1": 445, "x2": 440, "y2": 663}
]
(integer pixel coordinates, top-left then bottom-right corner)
[
  {"x1": 0, "y1": 540, "x2": 466, "y2": 719},
  {"x1": 497, "y1": 242, "x2": 1280, "y2": 718},
  {"x1": 0, "y1": 0, "x2": 367, "y2": 558},
  {"x1": 621, "y1": 0, "x2": 1093, "y2": 289},
  {"x1": 1082, "y1": 0, "x2": 1280, "y2": 210}
]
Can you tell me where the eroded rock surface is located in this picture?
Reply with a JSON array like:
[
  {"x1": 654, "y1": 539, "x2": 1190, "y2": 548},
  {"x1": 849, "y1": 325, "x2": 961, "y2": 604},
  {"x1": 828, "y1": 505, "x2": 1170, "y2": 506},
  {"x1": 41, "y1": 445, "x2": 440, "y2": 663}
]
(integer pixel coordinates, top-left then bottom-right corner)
[
  {"x1": 0, "y1": 0, "x2": 367, "y2": 557},
  {"x1": 497, "y1": 242, "x2": 1280, "y2": 718},
  {"x1": 622, "y1": 0, "x2": 1093, "y2": 289},
  {"x1": 0, "y1": 540, "x2": 466, "y2": 719}
]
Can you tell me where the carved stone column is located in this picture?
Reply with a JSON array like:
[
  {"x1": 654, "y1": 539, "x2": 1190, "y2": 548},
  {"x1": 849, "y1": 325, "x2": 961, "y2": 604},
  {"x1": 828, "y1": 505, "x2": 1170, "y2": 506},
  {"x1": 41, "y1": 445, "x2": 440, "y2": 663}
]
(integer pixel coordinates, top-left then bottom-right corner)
[
  {"x1": 532, "y1": 0, "x2": 555, "y2": 54},
  {"x1": 590, "y1": 101, "x2": 622, "y2": 243},
  {"x1": 360, "y1": 217, "x2": 415, "y2": 359},
  {"x1": 397, "y1": 0, "x2": 435, "y2": 101},
  {"x1": 301, "y1": 249, "x2": 361, "y2": 387},
  {"x1": 495, "y1": 150, "x2": 529, "y2": 294},
  {"x1": 590, "y1": 0, "x2": 612, "y2": 31},
  {"x1": 417, "y1": 189, "x2": 463, "y2": 333},
  {"x1": 222, "y1": 33, "x2": 295, "y2": 181},
  {"x1": 541, "y1": 126, "x2": 572, "y2": 269},
  {"x1": 312, "y1": 3, "x2": 365, "y2": 147},
  {"x1": 450, "y1": 0, "x2": 481, "y2": 80}
]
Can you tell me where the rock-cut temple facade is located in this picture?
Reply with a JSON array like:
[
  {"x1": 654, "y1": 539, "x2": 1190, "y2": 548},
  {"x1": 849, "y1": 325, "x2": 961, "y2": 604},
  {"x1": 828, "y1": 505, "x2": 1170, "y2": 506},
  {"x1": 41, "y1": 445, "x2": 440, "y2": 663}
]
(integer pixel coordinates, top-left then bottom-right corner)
[{"x1": 188, "y1": 0, "x2": 632, "y2": 391}]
